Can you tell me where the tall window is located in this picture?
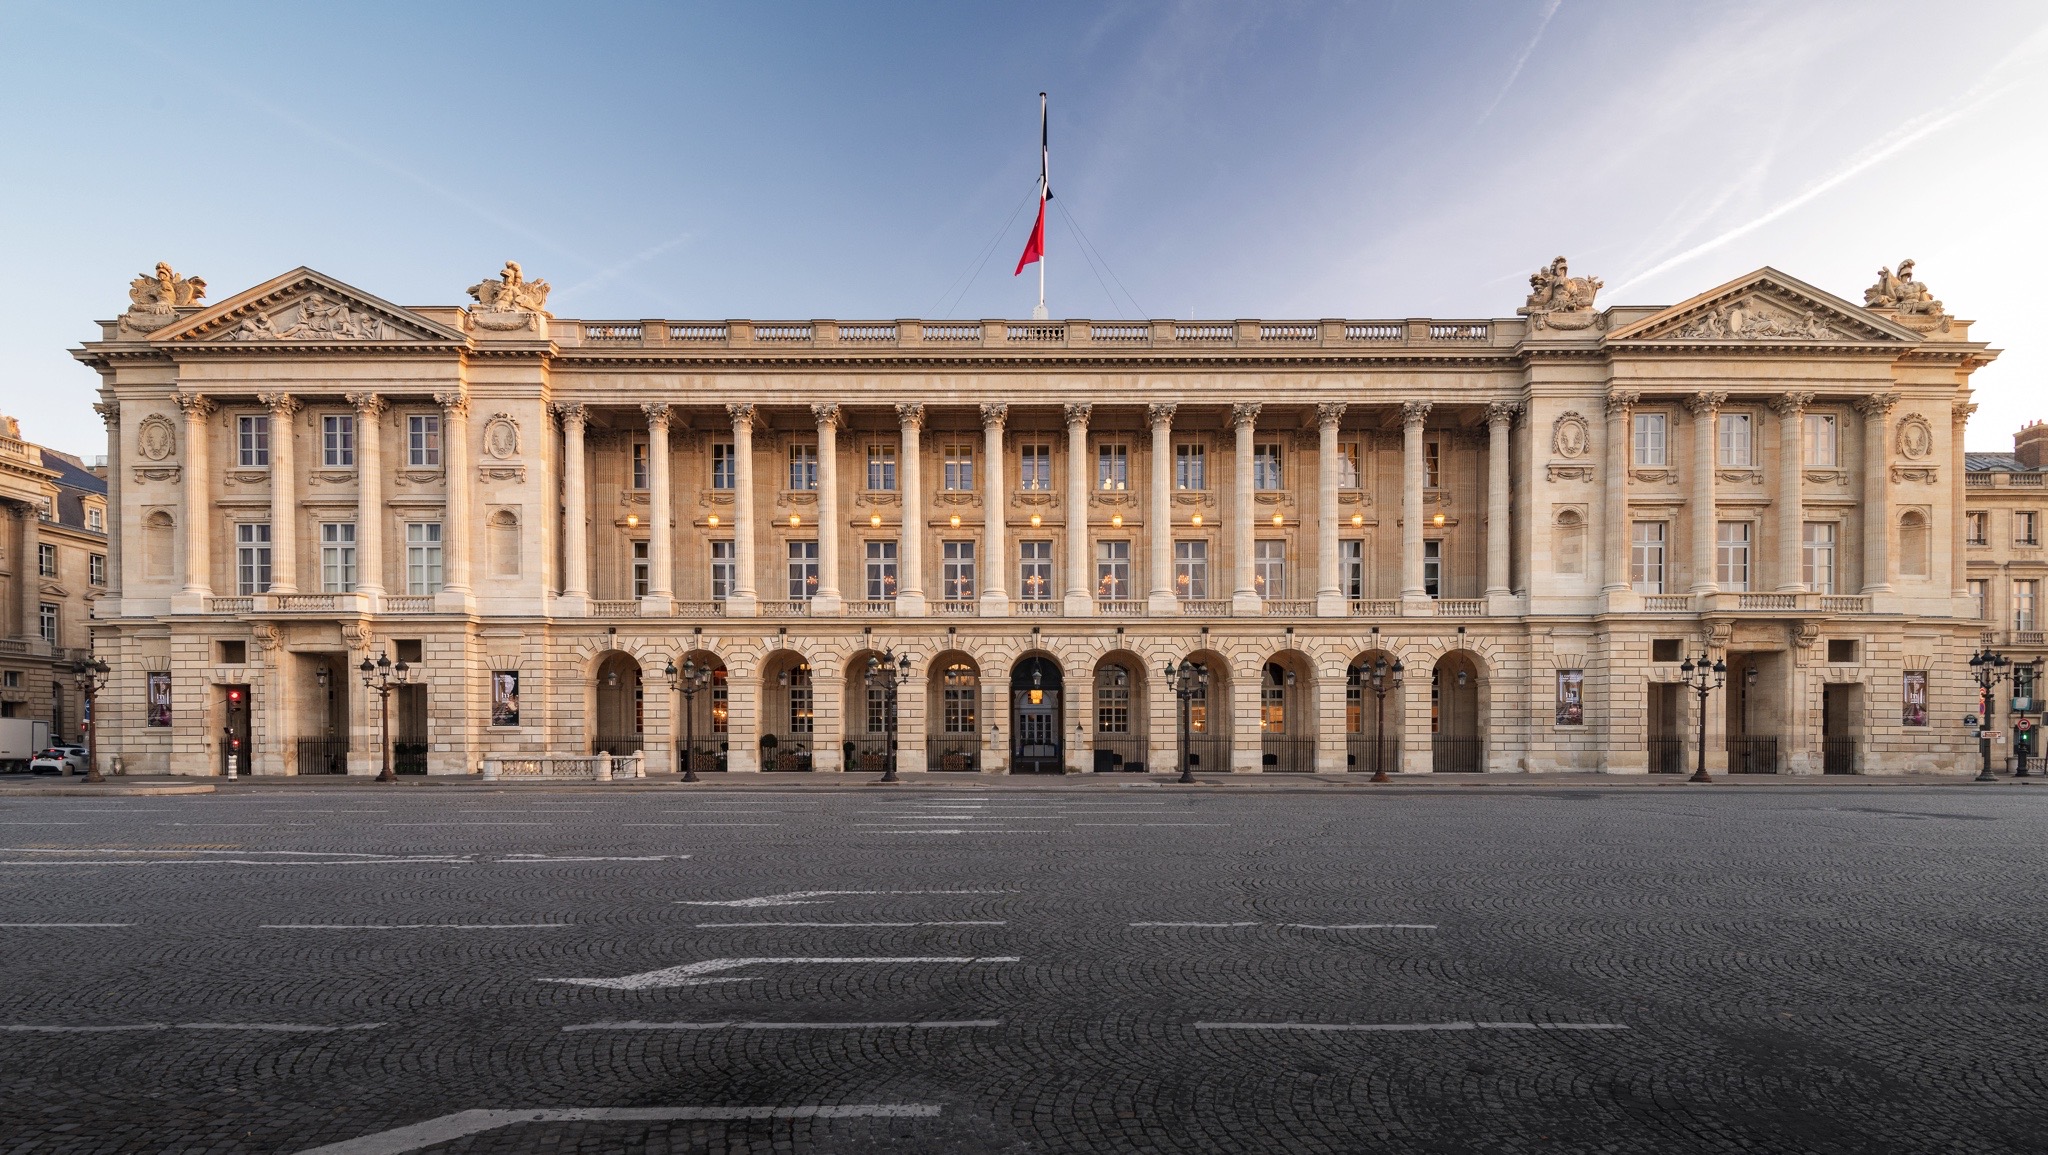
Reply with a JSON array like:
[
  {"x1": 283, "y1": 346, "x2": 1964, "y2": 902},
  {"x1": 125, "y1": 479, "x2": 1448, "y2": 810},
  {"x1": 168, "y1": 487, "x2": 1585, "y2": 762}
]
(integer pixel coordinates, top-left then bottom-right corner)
[
  {"x1": 1096, "y1": 444, "x2": 1129, "y2": 492},
  {"x1": 87, "y1": 508, "x2": 103, "y2": 532},
  {"x1": 236, "y1": 523, "x2": 272, "y2": 594},
  {"x1": 1096, "y1": 664, "x2": 1131, "y2": 734},
  {"x1": 1095, "y1": 540, "x2": 1131, "y2": 600},
  {"x1": 942, "y1": 663, "x2": 978, "y2": 733},
  {"x1": 1422, "y1": 539, "x2": 1442, "y2": 598},
  {"x1": 1254, "y1": 539, "x2": 1286, "y2": 598},
  {"x1": 787, "y1": 443, "x2": 818, "y2": 491},
  {"x1": 787, "y1": 540, "x2": 819, "y2": 600},
  {"x1": 37, "y1": 543, "x2": 55, "y2": 577},
  {"x1": 89, "y1": 553, "x2": 106, "y2": 587},
  {"x1": 866, "y1": 445, "x2": 897, "y2": 491},
  {"x1": 631, "y1": 440, "x2": 650, "y2": 490},
  {"x1": 631, "y1": 541, "x2": 650, "y2": 597},
  {"x1": 787, "y1": 664, "x2": 813, "y2": 734},
  {"x1": 1019, "y1": 540, "x2": 1053, "y2": 600},
  {"x1": 320, "y1": 522, "x2": 357, "y2": 593},
  {"x1": 2017, "y1": 511, "x2": 2040, "y2": 546},
  {"x1": 1340, "y1": 539, "x2": 1363, "y2": 599},
  {"x1": 1424, "y1": 440, "x2": 1441, "y2": 489},
  {"x1": 1802, "y1": 413, "x2": 1838, "y2": 467},
  {"x1": 1260, "y1": 665, "x2": 1286, "y2": 733},
  {"x1": 1633, "y1": 413, "x2": 1667, "y2": 467},
  {"x1": 865, "y1": 684, "x2": 887, "y2": 734},
  {"x1": 1802, "y1": 522, "x2": 1836, "y2": 593},
  {"x1": 942, "y1": 541, "x2": 976, "y2": 600},
  {"x1": 405, "y1": 522, "x2": 443, "y2": 594},
  {"x1": 1718, "y1": 413, "x2": 1753, "y2": 467},
  {"x1": 1630, "y1": 521, "x2": 1666, "y2": 594},
  {"x1": 1967, "y1": 511, "x2": 1988, "y2": 545},
  {"x1": 1175, "y1": 443, "x2": 1206, "y2": 490},
  {"x1": 1175, "y1": 540, "x2": 1209, "y2": 599},
  {"x1": 710, "y1": 541, "x2": 737, "y2": 599},
  {"x1": 1968, "y1": 578, "x2": 1988, "y2": 619},
  {"x1": 2016, "y1": 580, "x2": 2039, "y2": 630},
  {"x1": 711, "y1": 443, "x2": 736, "y2": 490},
  {"x1": 237, "y1": 415, "x2": 271, "y2": 467},
  {"x1": 1254, "y1": 444, "x2": 1284, "y2": 491},
  {"x1": 38, "y1": 603, "x2": 57, "y2": 644},
  {"x1": 1338, "y1": 441, "x2": 1362, "y2": 489},
  {"x1": 1019, "y1": 444, "x2": 1051, "y2": 491},
  {"x1": 865, "y1": 540, "x2": 899, "y2": 600},
  {"x1": 942, "y1": 445, "x2": 974, "y2": 491},
  {"x1": 407, "y1": 414, "x2": 441, "y2": 468},
  {"x1": 322, "y1": 414, "x2": 355, "y2": 467},
  {"x1": 1715, "y1": 521, "x2": 1751, "y2": 590}
]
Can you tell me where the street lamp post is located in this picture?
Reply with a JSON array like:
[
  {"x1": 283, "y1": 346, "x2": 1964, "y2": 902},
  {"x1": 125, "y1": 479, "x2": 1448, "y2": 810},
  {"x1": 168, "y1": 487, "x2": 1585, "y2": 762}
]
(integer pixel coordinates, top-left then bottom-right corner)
[
  {"x1": 359, "y1": 651, "x2": 418, "y2": 782},
  {"x1": 664, "y1": 656, "x2": 713, "y2": 783},
  {"x1": 70, "y1": 654, "x2": 111, "y2": 784},
  {"x1": 1358, "y1": 655, "x2": 1404, "y2": 783},
  {"x1": 1163, "y1": 659, "x2": 1208, "y2": 784},
  {"x1": 865, "y1": 648, "x2": 913, "y2": 783},
  {"x1": 1679, "y1": 652, "x2": 1727, "y2": 784},
  {"x1": 1968, "y1": 647, "x2": 2014, "y2": 782},
  {"x1": 2016, "y1": 658, "x2": 2043, "y2": 778}
]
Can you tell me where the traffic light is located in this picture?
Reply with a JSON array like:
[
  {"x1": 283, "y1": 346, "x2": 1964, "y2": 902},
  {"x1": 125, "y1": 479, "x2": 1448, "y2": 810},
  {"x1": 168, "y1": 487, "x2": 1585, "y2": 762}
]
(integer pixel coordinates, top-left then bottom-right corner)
[{"x1": 227, "y1": 688, "x2": 244, "y2": 706}]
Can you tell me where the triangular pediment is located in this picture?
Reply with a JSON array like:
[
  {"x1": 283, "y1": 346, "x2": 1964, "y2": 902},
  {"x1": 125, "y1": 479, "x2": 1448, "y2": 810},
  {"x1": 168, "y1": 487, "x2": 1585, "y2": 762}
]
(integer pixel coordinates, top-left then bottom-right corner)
[
  {"x1": 1607, "y1": 267, "x2": 1919, "y2": 345},
  {"x1": 152, "y1": 267, "x2": 468, "y2": 347}
]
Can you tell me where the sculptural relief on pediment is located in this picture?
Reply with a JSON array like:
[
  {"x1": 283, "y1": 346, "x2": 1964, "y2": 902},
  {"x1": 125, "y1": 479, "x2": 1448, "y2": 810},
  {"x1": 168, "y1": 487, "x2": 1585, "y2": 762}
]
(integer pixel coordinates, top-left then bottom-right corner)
[
  {"x1": 224, "y1": 292, "x2": 387, "y2": 342},
  {"x1": 1674, "y1": 296, "x2": 1840, "y2": 341}
]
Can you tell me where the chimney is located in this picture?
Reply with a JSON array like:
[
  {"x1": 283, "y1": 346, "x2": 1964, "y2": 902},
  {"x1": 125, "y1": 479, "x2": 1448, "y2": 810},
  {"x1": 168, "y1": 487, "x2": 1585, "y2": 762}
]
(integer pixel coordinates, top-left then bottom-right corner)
[{"x1": 2018, "y1": 421, "x2": 2048, "y2": 470}]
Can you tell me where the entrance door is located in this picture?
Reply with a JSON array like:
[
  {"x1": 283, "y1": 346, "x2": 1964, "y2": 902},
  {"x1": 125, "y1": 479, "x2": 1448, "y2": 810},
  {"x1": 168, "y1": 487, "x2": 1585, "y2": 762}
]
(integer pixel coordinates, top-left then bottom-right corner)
[
  {"x1": 219, "y1": 684, "x2": 251, "y2": 776},
  {"x1": 1822, "y1": 683, "x2": 1857, "y2": 774},
  {"x1": 394, "y1": 684, "x2": 429, "y2": 775},
  {"x1": 1648, "y1": 683, "x2": 1684, "y2": 773},
  {"x1": 1013, "y1": 689, "x2": 1062, "y2": 774}
]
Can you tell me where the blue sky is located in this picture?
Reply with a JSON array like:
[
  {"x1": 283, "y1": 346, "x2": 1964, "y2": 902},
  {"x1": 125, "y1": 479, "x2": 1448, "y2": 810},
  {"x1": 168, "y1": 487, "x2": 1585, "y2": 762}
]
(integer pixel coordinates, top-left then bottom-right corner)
[{"x1": 3, "y1": 1, "x2": 2043, "y2": 453}]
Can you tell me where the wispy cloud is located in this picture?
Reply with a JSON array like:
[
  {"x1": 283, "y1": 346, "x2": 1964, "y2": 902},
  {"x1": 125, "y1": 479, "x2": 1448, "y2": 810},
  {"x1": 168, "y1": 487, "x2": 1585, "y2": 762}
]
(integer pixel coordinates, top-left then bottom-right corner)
[
  {"x1": 1475, "y1": 0, "x2": 1561, "y2": 124},
  {"x1": 556, "y1": 234, "x2": 695, "y2": 304}
]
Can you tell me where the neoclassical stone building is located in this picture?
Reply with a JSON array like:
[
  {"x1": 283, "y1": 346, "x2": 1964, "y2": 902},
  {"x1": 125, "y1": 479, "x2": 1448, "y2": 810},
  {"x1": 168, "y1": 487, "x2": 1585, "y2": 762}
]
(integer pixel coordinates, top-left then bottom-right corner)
[
  {"x1": 0, "y1": 412, "x2": 110, "y2": 745},
  {"x1": 71, "y1": 257, "x2": 1997, "y2": 777},
  {"x1": 1964, "y1": 421, "x2": 2046, "y2": 766}
]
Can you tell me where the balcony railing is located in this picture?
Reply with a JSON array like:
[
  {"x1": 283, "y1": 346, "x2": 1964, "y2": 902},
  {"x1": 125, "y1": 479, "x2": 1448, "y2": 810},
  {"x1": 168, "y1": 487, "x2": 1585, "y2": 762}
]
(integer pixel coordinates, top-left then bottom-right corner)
[
  {"x1": 1735, "y1": 594, "x2": 1799, "y2": 611},
  {"x1": 1263, "y1": 598, "x2": 1315, "y2": 616},
  {"x1": 1434, "y1": 599, "x2": 1486, "y2": 617},
  {"x1": 1819, "y1": 595, "x2": 1870, "y2": 613},
  {"x1": 206, "y1": 597, "x2": 253, "y2": 614},
  {"x1": 845, "y1": 599, "x2": 895, "y2": 617},
  {"x1": 673, "y1": 599, "x2": 725, "y2": 617},
  {"x1": 272, "y1": 594, "x2": 340, "y2": 612},
  {"x1": 556, "y1": 315, "x2": 1522, "y2": 352},
  {"x1": 1351, "y1": 598, "x2": 1400, "y2": 617},
  {"x1": 1182, "y1": 599, "x2": 1231, "y2": 616},
  {"x1": 758, "y1": 599, "x2": 811, "y2": 617},
  {"x1": 383, "y1": 595, "x2": 433, "y2": 613},
  {"x1": 1014, "y1": 600, "x2": 1058, "y2": 615},
  {"x1": 1097, "y1": 599, "x2": 1143, "y2": 616},
  {"x1": 1642, "y1": 594, "x2": 1692, "y2": 612},
  {"x1": 590, "y1": 599, "x2": 641, "y2": 617},
  {"x1": 935, "y1": 600, "x2": 978, "y2": 616}
]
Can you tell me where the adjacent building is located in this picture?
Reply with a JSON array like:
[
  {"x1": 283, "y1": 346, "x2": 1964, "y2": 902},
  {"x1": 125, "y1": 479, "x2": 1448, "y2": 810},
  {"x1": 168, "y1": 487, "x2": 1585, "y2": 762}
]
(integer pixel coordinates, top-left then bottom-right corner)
[
  {"x1": 71, "y1": 257, "x2": 1997, "y2": 777},
  {"x1": 1964, "y1": 421, "x2": 2046, "y2": 765},
  {"x1": 0, "y1": 413, "x2": 110, "y2": 741}
]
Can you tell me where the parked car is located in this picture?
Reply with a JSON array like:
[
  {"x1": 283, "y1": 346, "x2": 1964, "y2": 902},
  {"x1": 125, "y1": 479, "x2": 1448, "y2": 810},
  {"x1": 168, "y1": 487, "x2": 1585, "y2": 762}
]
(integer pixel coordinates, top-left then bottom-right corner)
[{"x1": 28, "y1": 746, "x2": 88, "y2": 776}]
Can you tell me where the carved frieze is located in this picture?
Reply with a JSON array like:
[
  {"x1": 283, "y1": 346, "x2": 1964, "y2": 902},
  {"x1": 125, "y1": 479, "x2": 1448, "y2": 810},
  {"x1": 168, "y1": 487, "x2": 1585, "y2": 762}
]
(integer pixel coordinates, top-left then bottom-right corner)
[
  {"x1": 1889, "y1": 466, "x2": 1938, "y2": 484},
  {"x1": 1676, "y1": 298, "x2": 1837, "y2": 340},
  {"x1": 478, "y1": 465, "x2": 527, "y2": 483},
  {"x1": 1629, "y1": 468, "x2": 1674, "y2": 484},
  {"x1": 229, "y1": 293, "x2": 387, "y2": 341},
  {"x1": 131, "y1": 466, "x2": 180, "y2": 483},
  {"x1": 1546, "y1": 465, "x2": 1595, "y2": 483},
  {"x1": 1716, "y1": 469, "x2": 1764, "y2": 485}
]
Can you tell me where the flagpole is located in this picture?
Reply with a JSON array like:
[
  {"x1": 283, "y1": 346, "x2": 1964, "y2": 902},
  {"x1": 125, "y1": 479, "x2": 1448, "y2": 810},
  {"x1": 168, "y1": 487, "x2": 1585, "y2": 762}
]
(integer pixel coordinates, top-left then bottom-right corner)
[{"x1": 1034, "y1": 92, "x2": 1049, "y2": 321}]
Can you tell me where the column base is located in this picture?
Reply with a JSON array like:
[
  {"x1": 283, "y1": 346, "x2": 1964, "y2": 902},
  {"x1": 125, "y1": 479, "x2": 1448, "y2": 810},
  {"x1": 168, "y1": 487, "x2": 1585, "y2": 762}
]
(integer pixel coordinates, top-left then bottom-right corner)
[
  {"x1": 638, "y1": 595, "x2": 674, "y2": 617},
  {"x1": 725, "y1": 594, "x2": 760, "y2": 618},
  {"x1": 1484, "y1": 590, "x2": 1519, "y2": 616},
  {"x1": 1064, "y1": 592, "x2": 1095, "y2": 616},
  {"x1": 895, "y1": 593, "x2": 928, "y2": 617},
  {"x1": 1400, "y1": 594, "x2": 1432, "y2": 617},
  {"x1": 811, "y1": 593, "x2": 844, "y2": 616},
  {"x1": 1231, "y1": 592, "x2": 1263, "y2": 615},
  {"x1": 1315, "y1": 591, "x2": 1346, "y2": 617},
  {"x1": 979, "y1": 592, "x2": 1011, "y2": 617},
  {"x1": 1147, "y1": 592, "x2": 1181, "y2": 616},
  {"x1": 554, "y1": 592, "x2": 589, "y2": 616}
]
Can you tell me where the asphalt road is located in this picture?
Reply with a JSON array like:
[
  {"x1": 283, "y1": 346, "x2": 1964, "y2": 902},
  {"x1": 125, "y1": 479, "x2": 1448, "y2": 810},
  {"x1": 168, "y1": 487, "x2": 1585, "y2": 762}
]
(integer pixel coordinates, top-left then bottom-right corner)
[{"x1": 2, "y1": 784, "x2": 2045, "y2": 1154}]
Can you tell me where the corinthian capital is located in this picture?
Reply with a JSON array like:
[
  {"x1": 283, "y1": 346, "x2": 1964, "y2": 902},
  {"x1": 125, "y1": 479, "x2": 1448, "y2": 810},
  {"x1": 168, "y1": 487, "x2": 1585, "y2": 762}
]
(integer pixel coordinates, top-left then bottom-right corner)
[
  {"x1": 1683, "y1": 390, "x2": 1728, "y2": 416},
  {"x1": 256, "y1": 392, "x2": 301, "y2": 417},
  {"x1": 895, "y1": 402, "x2": 926, "y2": 431},
  {"x1": 347, "y1": 392, "x2": 388, "y2": 417},
  {"x1": 1146, "y1": 403, "x2": 1177, "y2": 428},
  {"x1": 549, "y1": 401, "x2": 587, "y2": 428},
  {"x1": 1314, "y1": 402, "x2": 1347, "y2": 430},
  {"x1": 726, "y1": 403, "x2": 757, "y2": 430},
  {"x1": 171, "y1": 391, "x2": 213, "y2": 419},
  {"x1": 1853, "y1": 391, "x2": 1902, "y2": 416},
  {"x1": 640, "y1": 402, "x2": 672, "y2": 428},
  {"x1": 433, "y1": 390, "x2": 469, "y2": 416},
  {"x1": 1604, "y1": 390, "x2": 1641, "y2": 417},
  {"x1": 1399, "y1": 400, "x2": 1432, "y2": 428},
  {"x1": 812, "y1": 403, "x2": 843, "y2": 429},
  {"x1": 1952, "y1": 400, "x2": 1978, "y2": 427},
  {"x1": 1483, "y1": 401, "x2": 1522, "y2": 427},
  {"x1": 1228, "y1": 402, "x2": 1262, "y2": 431},
  {"x1": 1768, "y1": 391, "x2": 1816, "y2": 416},
  {"x1": 91, "y1": 400, "x2": 120, "y2": 427},
  {"x1": 1062, "y1": 402, "x2": 1093, "y2": 428},
  {"x1": 979, "y1": 402, "x2": 1010, "y2": 429}
]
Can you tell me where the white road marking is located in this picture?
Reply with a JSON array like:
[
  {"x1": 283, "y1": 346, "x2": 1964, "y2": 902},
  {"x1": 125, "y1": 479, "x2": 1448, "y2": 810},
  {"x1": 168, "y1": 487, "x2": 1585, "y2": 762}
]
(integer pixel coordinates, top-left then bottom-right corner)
[
  {"x1": 295, "y1": 1105, "x2": 940, "y2": 1155},
  {"x1": 0, "y1": 857, "x2": 471, "y2": 867},
  {"x1": 497, "y1": 855, "x2": 690, "y2": 862},
  {"x1": 679, "y1": 890, "x2": 1003, "y2": 908},
  {"x1": 263, "y1": 924, "x2": 569, "y2": 930},
  {"x1": 1194, "y1": 1021, "x2": 1628, "y2": 1032},
  {"x1": 687, "y1": 823, "x2": 783, "y2": 827},
  {"x1": 1285, "y1": 923, "x2": 1437, "y2": 930},
  {"x1": 864, "y1": 830, "x2": 1051, "y2": 835},
  {"x1": 0, "y1": 822, "x2": 87, "y2": 825},
  {"x1": 541, "y1": 955, "x2": 1022, "y2": 990},
  {"x1": 1075, "y1": 823, "x2": 1227, "y2": 827},
  {"x1": 382, "y1": 822, "x2": 549, "y2": 827},
  {"x1": 1, "y1": 1022, "x2": 385, "y2": 1033},
  {"x1": 694, "y1": 921, "x2": 1007, "y2": 928},
  {"x1": 564, "y1": 1020, "x2": 1000, "y2": 1031},
  {"x1": 0, "y1": 922, "x2": 132, "y2": 927},
  {"x1": 1132, "y1": 922, "x2": 1260, "y2": 928}
]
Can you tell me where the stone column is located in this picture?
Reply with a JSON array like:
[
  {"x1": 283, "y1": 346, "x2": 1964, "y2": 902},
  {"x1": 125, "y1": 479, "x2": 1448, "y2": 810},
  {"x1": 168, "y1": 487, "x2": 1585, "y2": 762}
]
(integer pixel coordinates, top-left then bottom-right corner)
[
  {"x1": 256, "y1": 393, "x2": 300, "y2": 595},
  {"x1": 172, "y1": 392, "x2": 214, "y2": 609},
  {"x1": 812, "y1": 404, "x2": 843, "y2": 614},
  {"x1": 1685, "y1": 392, "x2": 1726, "y2": 595},
  {"x1": 641, "y1": 403, "x2": 675, "y2": 611},
  {"x1": 16, "y1": 503, "x2": 39, "y2": 643},
  {"x1": 1229, "y1": 402, "x2": 1262, "y2": 614},
  {"x1": 1147, "y1": 403, "x2": 1177, "y2": 615},
  {"x1": 1399, "y1": 400, "x2": 1431, "y2": 609},
  {"x1": 1600, "y1": 392, "x2": 1638, "y2": 599},
  {"x1": 1314, "y1": 402, "x2": 1346, "y2": 617},
  {"x1": 1484, "y1": 401, "x2": 1519, "y2": 606},
  {"x1": 92, "y1": 401, "x2": 121, "y2": 607},
  {"x1": 1857, "y1": 392, "x2": 1900, "y2": 596},
  {"x1": 896, "y1": 403, "x2": 927, "y2": 616},
  {"x1": 1063, "y1": 403, "x2": 1094, "y2": 616},
  {"x1": 435, "y1": 391, "x2": 473, "y2": 604},
  {"x1": 727, "y1": 404, "x2": 760, "y2": 615},
  {"x1": 980, "y1": 403, "x2": 1011, "y2": 615},
  {"x1": 551, "y1": 403, "x2": 589, "y2": 611},
  {"x1": 1952, "y1": 401, "x2": 1976, "y2": 602},
  {"x1": 347, "y1": 394, "x2": 388, "y2": 602},
  {"x1": 1771, "y1": 392, "x2": 1814, "y2": 592}
]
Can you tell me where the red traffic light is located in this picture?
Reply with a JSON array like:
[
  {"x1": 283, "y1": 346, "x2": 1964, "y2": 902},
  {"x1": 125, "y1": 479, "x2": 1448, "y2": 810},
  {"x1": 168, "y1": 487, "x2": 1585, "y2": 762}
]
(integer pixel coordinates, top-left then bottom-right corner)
[{"x1": 227, "y1": 689, "x2": 244, "y2": 703}]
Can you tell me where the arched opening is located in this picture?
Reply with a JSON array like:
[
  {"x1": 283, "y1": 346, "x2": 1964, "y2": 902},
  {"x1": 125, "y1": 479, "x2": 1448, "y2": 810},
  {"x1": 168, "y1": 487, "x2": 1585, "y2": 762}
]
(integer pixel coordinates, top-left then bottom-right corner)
[
  {"x1": 1092, "y1": 652, "x2": 1149, "y2": 773},
  {"x1": 843, "y1": 648, "x2": 892, "y2": 773},
  {"x1": 1898, "y1": 510, "x2": 1930, "y2": 578},
  {"x1": 926, "y1": 652, "x2": 982, "y2": 771},
  {"x1": 1177, "y1": 649, "x2": 1232, "y2": 774},
  {"x1": 674, "y1": 649, "x2": 729, "y2": 773},
  {"x1": 1431, "y1": 651, "x2": 1483, "y2": 772},
  {"x1": 758, "y1": 650, "x2": 814, "y2": 771},
  {"x1": 1260, "y1": 651, "x2": 1316, "y2": 772},
  {"x1": 1346, "y1": 649, "x2": 1404, "y2": 776},
  {"x1": 591, "y1": 651, "x2": 643, "y2": 755},
  {"x1": 1009, "y1": 653, "x2": 1065, "y2": 774}
]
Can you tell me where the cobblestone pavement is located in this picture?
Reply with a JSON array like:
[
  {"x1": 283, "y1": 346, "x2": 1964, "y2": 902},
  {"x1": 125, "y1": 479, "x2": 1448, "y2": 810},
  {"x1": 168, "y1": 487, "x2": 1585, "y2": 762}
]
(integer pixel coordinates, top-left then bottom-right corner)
[{"x1": 2, "y1": 786, "x2": 2046, "y2": 1153}]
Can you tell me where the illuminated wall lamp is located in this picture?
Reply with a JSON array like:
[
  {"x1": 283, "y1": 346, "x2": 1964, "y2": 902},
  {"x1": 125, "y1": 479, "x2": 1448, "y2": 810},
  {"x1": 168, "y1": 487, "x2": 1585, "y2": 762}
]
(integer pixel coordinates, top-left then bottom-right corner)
[
  {"x1": 707, "y1": 514, "x2": 720, "y2": 527},
  {"x1": 870, "y1": 512, "x2": 883, "y2": 527}
]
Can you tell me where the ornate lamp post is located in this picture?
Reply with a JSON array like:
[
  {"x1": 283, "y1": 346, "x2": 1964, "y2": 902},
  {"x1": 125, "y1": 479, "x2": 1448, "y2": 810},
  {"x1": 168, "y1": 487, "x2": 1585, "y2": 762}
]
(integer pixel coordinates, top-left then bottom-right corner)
[
  {"x1": 70, "y1": 654, "x2": 111, "y2": 784},
  {"x1": 1163, "y1": 659, "x2": 1208, "y2": 784},
  {"x1": 1679, "y1": 652, "x2": 1727, "y2": 784},
  {"x1": 1358, "y1": 655, "x2": 1404, "y2": 783},
  {"x1": 865, "y1": 648, "x2": 913, "y2": 782},
  {"x1": 1968, "y1": 647, "x2": 2014, "y2": 782},
  {"x1": 664, "y1": 656, "x2": 713, "y2": 783},
  {"x1": 358, "y1": 651, "x2": 418, "y2": 782}
]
